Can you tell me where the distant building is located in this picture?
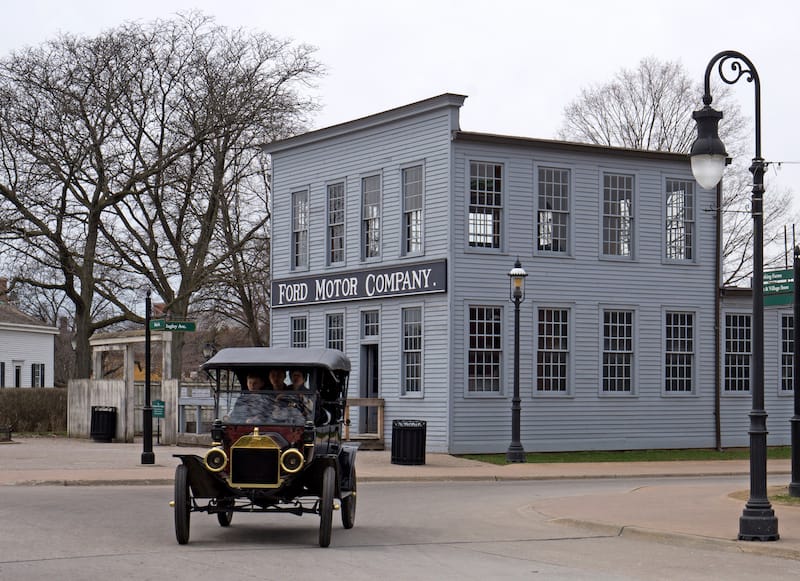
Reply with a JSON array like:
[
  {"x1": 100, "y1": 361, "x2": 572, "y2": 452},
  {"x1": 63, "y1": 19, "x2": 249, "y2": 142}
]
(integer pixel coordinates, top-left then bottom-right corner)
[
  {"x1": 265, "y1": 94, "x2": 793, "y2": 453},
  {"x1": 0, "y1": 278, "x2": 58, "y2": 388}
]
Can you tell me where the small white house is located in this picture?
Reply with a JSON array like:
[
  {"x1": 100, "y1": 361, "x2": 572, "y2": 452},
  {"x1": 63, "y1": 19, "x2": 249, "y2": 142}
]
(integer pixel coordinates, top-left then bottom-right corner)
[{"x1": 0, "y1": 279, "x2": 58, "y2": 388}]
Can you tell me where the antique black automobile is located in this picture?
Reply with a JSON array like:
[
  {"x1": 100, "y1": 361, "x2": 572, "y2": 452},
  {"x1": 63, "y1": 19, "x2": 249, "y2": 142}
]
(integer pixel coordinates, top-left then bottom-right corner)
[{"x1": 172, "y1": 347, "x2": 357, "y2": 547}]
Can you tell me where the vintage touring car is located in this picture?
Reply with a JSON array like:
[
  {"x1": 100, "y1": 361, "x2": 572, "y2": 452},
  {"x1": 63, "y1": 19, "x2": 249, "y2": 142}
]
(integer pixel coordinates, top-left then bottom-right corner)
[{"x1": 171, "y1": 347, "x2": 357, "y2": 547}]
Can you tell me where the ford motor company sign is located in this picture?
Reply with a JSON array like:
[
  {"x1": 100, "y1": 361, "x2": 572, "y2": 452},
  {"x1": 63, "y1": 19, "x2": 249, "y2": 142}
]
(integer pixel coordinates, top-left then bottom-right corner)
[{"x1": 272, "y1": 259, "x2": 447, "y2": 307}]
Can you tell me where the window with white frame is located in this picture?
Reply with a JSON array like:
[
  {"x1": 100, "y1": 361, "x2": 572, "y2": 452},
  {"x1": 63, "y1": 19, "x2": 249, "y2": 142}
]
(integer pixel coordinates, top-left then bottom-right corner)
[
  {"x1": 362, "y1": 175, "x2": 381, "y2": 259},
  {"x1": 603, "y1": 173, "x2": 634, "y2": 257},
  {"x1": 31, "y1": 363, "x2": 45, "y2": 387},
  {"x1": 291, "y1": 316, "x2": 308, "y2": 348},
  {"x1": 362, "y1": 310, "x2": 379, "y2": 338},
  {"x1": 326, "y1": 313, "x2": 345, "y2": 352},
  {"x1": 725, "y1": 313, "x2": 751, "y2": 392},
  {"x1": 468, "y1": 162, "x2": 502, "y2": 248},
  {"x1": 665, "y1": 311, "x2": 694, "y2": 393},
  {"x1": 537, "y1": 167, "x2": 570, "y2": 253},
  {"x1": 327, "y1": 182, "x2": 345, "y2": 265},
  {"x1": 537, "y1": 307, "x2": 569, "y2": 393},
  {"x1": 602, "y1": 309, "x2": 634, "y2": 393},
  {"x1": 402, "y1": 307, "x2": 422, "y2": 395},
  {"x1": 468, "y1": 305, "x2": 502, "y2": 393},
  {"x1": 782, "y1": 314, "x2": 793, "y2": 392},
  {"x1": 292, "y1": 190, "x2": 309, "y2": 269},
  {"x1": 402, "y1": 165, "x2": 423, "y2": 255},
  {"x1": 665, "y1": 179, "x2": 695, "y2": 261}
]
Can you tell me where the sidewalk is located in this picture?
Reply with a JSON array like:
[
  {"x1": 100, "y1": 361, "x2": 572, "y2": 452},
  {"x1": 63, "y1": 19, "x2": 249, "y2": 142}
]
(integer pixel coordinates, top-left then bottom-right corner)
[{"x1": 2, "y1": 436, "x2": 800, "y2": 559}]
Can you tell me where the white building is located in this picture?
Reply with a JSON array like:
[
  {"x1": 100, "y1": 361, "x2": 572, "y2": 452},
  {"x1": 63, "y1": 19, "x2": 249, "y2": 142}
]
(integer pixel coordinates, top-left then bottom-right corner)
[
  {"x1": 0, "y1": 279, "x2": 58, "y2": 388},
  {"x1": 265, "y1": 94, "x2": 794, "y2": 454}
]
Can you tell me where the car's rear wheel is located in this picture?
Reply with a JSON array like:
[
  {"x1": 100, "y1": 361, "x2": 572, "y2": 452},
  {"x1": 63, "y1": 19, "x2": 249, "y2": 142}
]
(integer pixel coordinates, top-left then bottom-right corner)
[
  {"x1": 341, "y1": 467, "x2": 356, "y2": 529},
  {"x1": 318, "y1": 465, "x2": 335, "y2": 547},
  {"x1": 216, "y1": 499, "x2": 233, "y2": 527},
  {"x1": 174, "y1": 464, "x2": 191, "y2": 544}
]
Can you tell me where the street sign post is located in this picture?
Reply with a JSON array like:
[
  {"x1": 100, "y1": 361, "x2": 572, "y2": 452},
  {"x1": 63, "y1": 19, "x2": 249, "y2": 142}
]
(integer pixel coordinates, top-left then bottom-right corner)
[{"x1": 152, "y1": 399, "x2": 165, "y2": 419}]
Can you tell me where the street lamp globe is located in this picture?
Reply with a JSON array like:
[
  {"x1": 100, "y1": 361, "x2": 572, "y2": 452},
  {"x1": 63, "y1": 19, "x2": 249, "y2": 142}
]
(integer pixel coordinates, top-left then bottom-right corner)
[
  {"x1": 690, "y1": 105, "x2": 728, "y2": 189},
  {"x1": 508, "y1": 258, "x2": 528, "y2": 301}
]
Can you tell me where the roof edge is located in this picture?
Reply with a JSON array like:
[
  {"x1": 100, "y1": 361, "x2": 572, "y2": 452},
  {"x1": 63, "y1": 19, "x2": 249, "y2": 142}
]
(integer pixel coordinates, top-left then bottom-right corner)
[
  {"x1": 453, "y1": 131, "x2": 690, "y2": 162},
  {"x1": 264, "y1": 93, "x2": 467, "y2": 155}
]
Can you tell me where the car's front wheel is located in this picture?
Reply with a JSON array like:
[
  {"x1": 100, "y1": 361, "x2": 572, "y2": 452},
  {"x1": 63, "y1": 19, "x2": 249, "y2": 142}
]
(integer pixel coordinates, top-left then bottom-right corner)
[
  {"x1": 174, "y1": 464, "x2": 191, "y2": 544},
  {"x1": 341, "y1": 467, "x2": 356, "y2": 529},
  {"x1": 318, "y1": 465, "x2": 335, "y2": 547},
  {"x1": 216, "y1": 499, "x2": 233, "y2": 527}
]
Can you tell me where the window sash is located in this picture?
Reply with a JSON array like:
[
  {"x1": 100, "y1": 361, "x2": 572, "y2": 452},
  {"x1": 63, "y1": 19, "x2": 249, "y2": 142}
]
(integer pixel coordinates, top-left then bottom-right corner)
[
  {"x1": 291, "y1": 317, "x2": 308, "y2": 348},
  {"x1": 724, "y1": 314, "x2": 751, "y2": 392},
  {"x1": 292, "y1": 191, "x2": 309, "y2": 268},
  {"x1": 602, "y1": 310, "x2": 633, "y2": 392},
  {"x1": 468, "y1": 306, "x2": 502, "y2": 393},
  {"x1": 362, "y1": 176, "x2": 381, "y2": 259},
  {"x1": 665, "y1": 180, "x2": 695, "y2": 260},
  {"x1": 537, "y1": 168, "x2": 570, "y2": 253},
  {"x1": 402, "y1": 166, "x2": 423, "y2": 254},
  {"x1": 362, "y1": 310, "x2": 380, "y2": 338},
  {"x1": 326, "y1": 313, "x2": 345, "y2": 352},
  {"x1": 402, "y1": 307, "x2": 423, "y2": 394},
  {"x1": 469, "y1": 162, "x2": 502, "y2": 248},
  {"x1": 537, "y1": 308, "x2": 569, "y2": 393},
  {"x1": 665, "y1": 311, "x2": 694, "y2": 393},
  {"x1": 782, "y1": 314, "x2": 794, "y2": 392},
  {"x1": 327, "y1": 183, "x2": 345, "y2": 264},
  {"x1": 603, "y1": 174, "x2": 633, "y2": 257}
]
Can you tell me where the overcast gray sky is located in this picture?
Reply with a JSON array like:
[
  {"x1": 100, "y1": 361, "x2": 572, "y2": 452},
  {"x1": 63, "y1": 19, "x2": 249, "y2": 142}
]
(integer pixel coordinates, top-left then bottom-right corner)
[{"x1": 4, "y1": 0, "x2": 799, "y2": 195}]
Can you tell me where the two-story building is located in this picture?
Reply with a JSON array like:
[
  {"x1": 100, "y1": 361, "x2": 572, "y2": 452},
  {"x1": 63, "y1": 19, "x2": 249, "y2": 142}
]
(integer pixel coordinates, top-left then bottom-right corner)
[{"x1": 265, "y1": 93, "x2": 792, "y2": 454}]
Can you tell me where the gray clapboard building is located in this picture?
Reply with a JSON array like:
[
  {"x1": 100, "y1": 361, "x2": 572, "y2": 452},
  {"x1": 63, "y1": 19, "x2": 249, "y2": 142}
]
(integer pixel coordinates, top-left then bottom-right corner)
[{"x1": 266, "y1": 93, "x2": 793, "y2": 454}]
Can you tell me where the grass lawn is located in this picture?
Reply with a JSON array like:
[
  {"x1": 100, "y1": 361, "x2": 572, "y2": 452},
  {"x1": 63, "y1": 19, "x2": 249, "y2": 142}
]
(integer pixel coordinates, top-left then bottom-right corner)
[{"x1": 460, "y1": 446, "x2": 792, "y2": 465}]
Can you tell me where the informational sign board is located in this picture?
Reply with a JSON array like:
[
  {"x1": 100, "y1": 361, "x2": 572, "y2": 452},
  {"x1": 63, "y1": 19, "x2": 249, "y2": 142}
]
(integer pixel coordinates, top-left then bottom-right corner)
[
  {"x1": 152, "y1": 399, "x2": 165, "y2": 419},
  {"x1": 764, "y1": 269, "x2": 794, "y2": 307}
]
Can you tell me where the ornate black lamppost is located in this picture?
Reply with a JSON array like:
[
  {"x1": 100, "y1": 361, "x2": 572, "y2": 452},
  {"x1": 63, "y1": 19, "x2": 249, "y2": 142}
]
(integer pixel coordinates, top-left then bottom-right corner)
[
  {"x1": 141, "y1": 290, "x2": 155, "y2": 465},
  {"x1": 690, "y1": 50, "x2": 778, "y2": 541},
  {"x1": 506, "y1": 258, "x2": 528, "y2": 463}
]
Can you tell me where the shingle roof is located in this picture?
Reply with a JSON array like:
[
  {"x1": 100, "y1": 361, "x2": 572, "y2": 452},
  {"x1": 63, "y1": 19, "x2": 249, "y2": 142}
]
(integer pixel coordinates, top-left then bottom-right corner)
[{"x1": 0, "y1": 300, "x2": 52, "y2": 327}]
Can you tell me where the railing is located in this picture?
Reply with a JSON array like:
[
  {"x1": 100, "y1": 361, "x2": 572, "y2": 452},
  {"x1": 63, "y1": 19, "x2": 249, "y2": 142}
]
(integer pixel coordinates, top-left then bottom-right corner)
[{"x1": 343, "y1": 397, "x2": 385, "y2": 449}]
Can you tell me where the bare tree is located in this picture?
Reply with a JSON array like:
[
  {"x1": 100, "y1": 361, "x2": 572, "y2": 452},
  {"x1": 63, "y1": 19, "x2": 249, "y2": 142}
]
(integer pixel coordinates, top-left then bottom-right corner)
[
  {"x1": 0, "y1": 13, "x2": 322, "y2": 378},
  {"x1": 558, "y1": 57, "x2": 795, "y2": 285}
]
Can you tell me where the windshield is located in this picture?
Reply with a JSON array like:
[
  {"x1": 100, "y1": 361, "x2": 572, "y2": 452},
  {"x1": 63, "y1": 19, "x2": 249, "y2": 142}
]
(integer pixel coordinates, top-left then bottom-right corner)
[{"x1": 224, "y1": 391, "x2": 314, "y2": 426}]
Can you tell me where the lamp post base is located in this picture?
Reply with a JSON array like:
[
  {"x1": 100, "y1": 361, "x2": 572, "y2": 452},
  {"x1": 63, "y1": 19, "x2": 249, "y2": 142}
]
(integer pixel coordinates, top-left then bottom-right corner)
[
  {"x1": 738, "y1": 508, "x2": 779, "y2": 541},
  {"x1": 506, "y1": 443, "x2": 525, "y2": 463}
]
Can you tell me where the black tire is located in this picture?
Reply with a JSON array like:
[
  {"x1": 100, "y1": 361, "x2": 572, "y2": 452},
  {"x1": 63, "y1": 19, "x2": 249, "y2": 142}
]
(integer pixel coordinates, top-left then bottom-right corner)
[
  {"x1": 174, "y1": 464, "x2": 191, "y2": 545},
  {"x1": 216, "y1": 501, "x2": 233, "y2": 527},
  {"x1": 318, "y1": 465, "x2": 335, "y2": 547},
  {"x1": 341, "y1": 467, "x2": 357, "y2": 529}
]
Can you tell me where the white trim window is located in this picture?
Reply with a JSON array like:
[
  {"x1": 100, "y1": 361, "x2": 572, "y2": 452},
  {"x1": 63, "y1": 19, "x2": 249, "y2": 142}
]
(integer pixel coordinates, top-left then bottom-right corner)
[
  {"x1": 602, "y1": 173, "x2": 634, "y2": 257},
  {"x1": 665, "y1": 179, "x2": 695, "y2": 261},
  {"x1": 782, "y1": 314, "x2": 793, "y2": 392},
  {"x1": 291, "y1": 190, "x2": 309, "y2": 269},
  {"x1": 602, "y1": 309, "x2": 634, "y2": 393},
  {"x1": 362, "y1": 175, "x2": 381, "y2": 259},
  {"x1": 291, "y1": 316, "x2": 308, "y2": 348},
  {"x1": 361, "y1": 310, "x2": 380, "y2": 339},
  {"x1": 724, "y1": 313, "x2": 751, "y2": 392},
  {"x1": 468, "y1": 162, "x2": 502, "y2": 249},
  {"x1": 664, "y1": 311, "x2": 694, "y2": 393},
  {"x1": 31, "y1": 363, "x2": 45, "y2": 388},
  {"x1": 402, "y1": 165, "x2": 423, "y2": 255},
  {"x1": 468, "y1": 305, "x2": 502, "y2": 393},
  {"x1": 537, "y1": 167, "x2": 570, "y2": 254},
  {"x1": 326, "y1": 313, "x2": 345, "y2": 352},
  {"x1": 401, "y1": 307, "x2": 423, "y2": 395},
  {"x1": 327, "y1": 182, "x2": 345, "y2": 265},
  {"x1": 536, "y1": 307, "x2": 569, "y2": 393}
]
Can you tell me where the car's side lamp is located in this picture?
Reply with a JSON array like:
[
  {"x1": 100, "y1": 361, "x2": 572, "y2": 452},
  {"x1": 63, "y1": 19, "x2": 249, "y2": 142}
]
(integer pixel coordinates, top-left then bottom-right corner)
[{"x1": 211, "y1": 419, "x2": 224, "y2": 445}]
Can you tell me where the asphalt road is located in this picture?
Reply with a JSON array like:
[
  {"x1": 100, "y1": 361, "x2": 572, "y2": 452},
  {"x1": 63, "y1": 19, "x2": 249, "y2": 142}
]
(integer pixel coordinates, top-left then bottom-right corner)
[{"x1": 0, "y1": 477, "x2": 797, "y2": 580}]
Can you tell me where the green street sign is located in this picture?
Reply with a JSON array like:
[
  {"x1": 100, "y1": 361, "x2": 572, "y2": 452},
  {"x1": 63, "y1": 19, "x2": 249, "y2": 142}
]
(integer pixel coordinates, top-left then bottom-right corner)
[
  {"x1": 764, "y1": 269, "x2": 794, "y2": 306},
  {"x1": 152, "y1": 399, "x2": 165, "y2": 419},
  {"x1": 148, "y1": 320, "x2": 196, "y2": 332}
]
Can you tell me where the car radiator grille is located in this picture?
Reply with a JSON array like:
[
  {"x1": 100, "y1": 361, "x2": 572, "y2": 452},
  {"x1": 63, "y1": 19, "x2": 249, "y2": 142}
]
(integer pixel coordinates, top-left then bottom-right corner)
[{"x1": 230, "y1": 448, "x2": 280, "y2": 486}]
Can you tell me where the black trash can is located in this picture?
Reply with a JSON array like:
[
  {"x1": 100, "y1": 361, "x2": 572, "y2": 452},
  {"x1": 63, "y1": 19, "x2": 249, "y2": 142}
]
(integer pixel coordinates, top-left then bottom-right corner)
[
  {"x1": 90, "y1": 406, "x2": 117, "y2": 443},
  {"x1": 391, "y1": 419, "x2": 426, "y2": 465}
]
